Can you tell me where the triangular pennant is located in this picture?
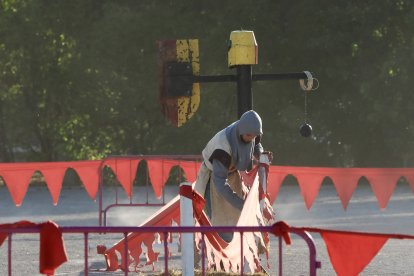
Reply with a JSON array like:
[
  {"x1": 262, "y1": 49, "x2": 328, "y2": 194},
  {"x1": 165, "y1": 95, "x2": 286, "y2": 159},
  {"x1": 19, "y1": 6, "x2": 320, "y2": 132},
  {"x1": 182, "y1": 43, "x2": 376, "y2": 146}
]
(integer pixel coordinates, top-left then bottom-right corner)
[
  {"x1": 146, "y1": 159, "x2": 176, "y2": 198},
  {"x1": 0, "y1": 169, "x2": 35, "y2": 206},
  {"x1": 111, "y1": 159, "x2": 141, "y2": 198},
  {"x1": 266, "y1": 168, "x2": 288, "y2": 204},
  {"x1": 41, "y1": 167, "x2": 67, "y2": 205},
  {"x1": 330, "y1": 173, "x2": 361, "y2": 210},
  {"x1": 294, "y1": 172, "x2": 325, "y2": 209},
  {"x1": 404, "y1": 173, "x2": 414, "y2": 193},
  {"x1": 101, "y1": 158, "x2": 116, "y2": 169},
  {"x1": 70, "y1": 161, "x2": 101, "y2": 200},
  {"x1": 365, "y1": 173, "x2": 401, "y2": 209},
  {"x1": 321, "y1": 231, "x2": 388, "y2": 276},
  {"x1": 179, "y1": 161, "x2": 201, "y2": 183}
]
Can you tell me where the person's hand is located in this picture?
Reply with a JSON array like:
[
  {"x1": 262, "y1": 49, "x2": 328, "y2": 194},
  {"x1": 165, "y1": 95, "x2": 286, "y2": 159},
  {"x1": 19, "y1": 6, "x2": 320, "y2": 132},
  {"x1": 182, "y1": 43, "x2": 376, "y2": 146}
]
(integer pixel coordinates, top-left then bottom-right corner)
[{"x1": 262, "y1": 151, "x2": 274, "y2": 163}]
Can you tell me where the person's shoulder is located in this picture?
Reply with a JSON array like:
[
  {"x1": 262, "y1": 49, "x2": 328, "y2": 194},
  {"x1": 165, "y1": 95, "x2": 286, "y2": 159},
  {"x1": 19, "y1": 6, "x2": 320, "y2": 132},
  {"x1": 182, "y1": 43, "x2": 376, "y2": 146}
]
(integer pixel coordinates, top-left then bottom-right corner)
[
  {"x1": 216, "y1": 128, "x2": 229, "y2": 141},
  {"x1": 209, "y1": 128, "x2": 225, "y2": 141},
  {"x1": 207, "y1": 129, "x2": 231, "y2": 152},
  {"x1": 217, "y1": 130, "x2": 231, "y2": 152}
]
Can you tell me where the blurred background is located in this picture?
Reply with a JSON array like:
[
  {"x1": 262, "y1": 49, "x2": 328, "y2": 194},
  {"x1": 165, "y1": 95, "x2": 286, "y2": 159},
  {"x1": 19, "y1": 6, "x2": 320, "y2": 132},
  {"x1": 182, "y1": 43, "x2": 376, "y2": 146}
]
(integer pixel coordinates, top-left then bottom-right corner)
[{"x1": 1, "y1": 0, "x2": 413, "y2": 167}]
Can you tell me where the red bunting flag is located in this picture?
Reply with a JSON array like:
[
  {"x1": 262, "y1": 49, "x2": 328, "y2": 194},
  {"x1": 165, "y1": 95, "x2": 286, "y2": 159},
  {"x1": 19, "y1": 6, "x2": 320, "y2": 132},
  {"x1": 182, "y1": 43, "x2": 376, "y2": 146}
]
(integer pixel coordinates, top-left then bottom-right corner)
[
  {"x1": 70, "y1": 160, "x2": 101, "y2": 199},
  {"x1": 295, "y1": 172, "x2": 325, "y2": 209},
  {"x1": 41, "y1": 167, "x2": 67, "y2": 205},
  {"x1": 365, "y1": 173, "x2": 400, "y2": 209},
  {"x1": 330, "y1": 173, "x2": 361, "y2": 210},
  {"x1": 179, "y1": 160, "x2": 202, "y2": 182},
  {"x1": 1, "y1": 169, "x2": 34, "y2": 206},
  {"x1": 0, "y1": 160, "x2": 413, "y2": 211},
  {"x1": 146, "y1": 159, "x2": 176, "y2": 198},
  {"x1": 321, "y1": 231, "x2": 388, "y2": 276},
  {"x1": 266, "y1": 170, "x2": 287, "y2": 203}
]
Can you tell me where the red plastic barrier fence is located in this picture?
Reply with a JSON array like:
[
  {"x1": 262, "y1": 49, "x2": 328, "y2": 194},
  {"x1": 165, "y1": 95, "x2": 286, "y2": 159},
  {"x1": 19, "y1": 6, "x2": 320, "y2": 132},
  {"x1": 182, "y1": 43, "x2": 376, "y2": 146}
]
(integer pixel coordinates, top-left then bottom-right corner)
[
  {"x1": 2, "y1": 221, "x2": 414, "y2": 275},
  {"x1": 0, "y1": 223, "x2": 319, "y2": 276}
]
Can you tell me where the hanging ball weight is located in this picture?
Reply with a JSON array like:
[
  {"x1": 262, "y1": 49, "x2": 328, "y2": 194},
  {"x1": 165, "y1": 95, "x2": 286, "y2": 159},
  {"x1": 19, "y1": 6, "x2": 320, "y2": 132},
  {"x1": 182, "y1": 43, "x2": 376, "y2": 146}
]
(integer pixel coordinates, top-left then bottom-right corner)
[{"x1": 299, "y1": 123, "x2": 312, "y2": 137}]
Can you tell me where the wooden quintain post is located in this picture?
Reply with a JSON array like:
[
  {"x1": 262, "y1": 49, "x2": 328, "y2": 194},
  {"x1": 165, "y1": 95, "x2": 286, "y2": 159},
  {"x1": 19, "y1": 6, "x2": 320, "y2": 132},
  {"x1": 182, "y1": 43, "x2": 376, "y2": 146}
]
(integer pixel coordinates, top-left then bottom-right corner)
[{"x1": 157, "y1": 30, "x2": 315, "y2": 129}]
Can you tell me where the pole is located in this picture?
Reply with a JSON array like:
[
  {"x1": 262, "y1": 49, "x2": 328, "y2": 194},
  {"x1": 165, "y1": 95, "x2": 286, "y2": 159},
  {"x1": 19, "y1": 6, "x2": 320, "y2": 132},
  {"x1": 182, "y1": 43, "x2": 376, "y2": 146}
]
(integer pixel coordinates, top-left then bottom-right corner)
[
  {"x1": 180, "y1": 182, "x2": 194, "y2": 276},
  {"x1": 236, "y1": 65, "x2": 253, "y2": 117}
]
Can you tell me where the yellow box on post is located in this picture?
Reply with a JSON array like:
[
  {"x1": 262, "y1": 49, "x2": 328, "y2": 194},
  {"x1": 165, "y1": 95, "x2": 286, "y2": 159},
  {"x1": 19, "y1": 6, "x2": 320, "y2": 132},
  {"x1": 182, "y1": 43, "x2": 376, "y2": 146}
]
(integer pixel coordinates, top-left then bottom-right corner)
[{"x1": 228, "y1": 30, "x2": 258, "y2": 68}]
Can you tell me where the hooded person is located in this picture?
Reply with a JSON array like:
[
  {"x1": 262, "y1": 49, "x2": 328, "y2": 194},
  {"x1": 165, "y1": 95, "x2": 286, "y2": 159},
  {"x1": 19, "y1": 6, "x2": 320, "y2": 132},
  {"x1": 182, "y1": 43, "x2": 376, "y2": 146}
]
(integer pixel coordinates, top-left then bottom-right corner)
[{"x1": 194, "y1": 110, "x2": 272, "y2": 242}]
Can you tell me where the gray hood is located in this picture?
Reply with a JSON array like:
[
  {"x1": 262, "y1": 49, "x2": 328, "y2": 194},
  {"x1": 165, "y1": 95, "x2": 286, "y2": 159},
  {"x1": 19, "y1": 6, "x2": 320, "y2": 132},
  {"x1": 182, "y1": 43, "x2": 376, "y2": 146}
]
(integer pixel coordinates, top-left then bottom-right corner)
[{"x1": 225, "y1": 110, "x2": 263, "y2": 171}]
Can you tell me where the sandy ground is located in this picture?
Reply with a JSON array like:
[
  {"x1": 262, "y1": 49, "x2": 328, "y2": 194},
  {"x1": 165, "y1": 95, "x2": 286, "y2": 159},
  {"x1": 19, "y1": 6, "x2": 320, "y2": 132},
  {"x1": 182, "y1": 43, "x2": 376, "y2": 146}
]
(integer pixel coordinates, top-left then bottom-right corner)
[{"x1": 0, "y1": 179, "x2": 414, "y2": 276}]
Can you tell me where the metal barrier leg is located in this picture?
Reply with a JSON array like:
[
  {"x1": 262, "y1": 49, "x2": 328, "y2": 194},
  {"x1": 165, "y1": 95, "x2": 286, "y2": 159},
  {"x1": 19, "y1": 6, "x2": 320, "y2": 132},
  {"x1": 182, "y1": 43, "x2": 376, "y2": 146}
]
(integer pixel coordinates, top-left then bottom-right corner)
[
  {"x1": 98, "y1": 167, "x2": 104, "y2": 227},
  {"x1": 240, "y1": 232, "x2": 244, "y2": 275},
  {"x1": 201, "y1": 233, "x2": 206, "y2": 276},
  {"x1": 124, "y1": 232, "x2": 128, "y2": 276},
  {"x1": 84, "y1": 233, "x2": 89, "y2": 276},
  {"x1": 8, "y1": 233, "x2": 12, "y2": 276},
  {"x1": 279, "y1": 236, "x2": 283, "y2": 276},
  {"x1": 290, "y1": 230, "x2": 320, "y2": 276},
  {"x1": 164, "y1": 232, "x2": 169, "y2": 276}
]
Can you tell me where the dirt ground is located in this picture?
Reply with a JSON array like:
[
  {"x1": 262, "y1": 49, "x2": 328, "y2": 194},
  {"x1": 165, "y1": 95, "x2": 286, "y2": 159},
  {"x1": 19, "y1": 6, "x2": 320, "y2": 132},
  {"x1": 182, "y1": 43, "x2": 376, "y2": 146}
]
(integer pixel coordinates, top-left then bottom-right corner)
[{"x1": 0, "y1": 179, "x2": 414, "y2": 275}]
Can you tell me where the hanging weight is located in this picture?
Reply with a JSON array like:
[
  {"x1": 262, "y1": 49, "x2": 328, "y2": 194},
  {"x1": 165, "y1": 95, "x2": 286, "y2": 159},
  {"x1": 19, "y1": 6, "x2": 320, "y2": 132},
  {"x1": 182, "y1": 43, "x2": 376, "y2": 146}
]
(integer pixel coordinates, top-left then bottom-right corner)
[{"x1": 299, "y1": 123, "x2": 312, "y2": 137}]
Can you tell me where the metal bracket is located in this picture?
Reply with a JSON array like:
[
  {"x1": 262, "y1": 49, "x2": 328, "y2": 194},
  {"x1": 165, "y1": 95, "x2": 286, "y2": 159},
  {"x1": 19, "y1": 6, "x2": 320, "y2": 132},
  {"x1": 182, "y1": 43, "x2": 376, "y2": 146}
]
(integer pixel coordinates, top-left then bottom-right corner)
[{"x1": 164, "y1": 62, "x2": 194, "y2": 97}]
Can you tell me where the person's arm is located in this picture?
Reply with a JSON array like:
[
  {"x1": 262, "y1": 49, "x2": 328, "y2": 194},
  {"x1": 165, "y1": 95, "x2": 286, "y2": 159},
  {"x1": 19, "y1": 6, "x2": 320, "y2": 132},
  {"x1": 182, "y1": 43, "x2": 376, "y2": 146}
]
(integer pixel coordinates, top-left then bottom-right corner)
[
  {"x1": 211, "y1": 156, "x2": 244, "y2": 210},
  {"x1": 254, "y1": 135, "x2": 273, "y2": 162},
  {"x1": 254, "y1": 135, "x2": 264, "y2": 159}
]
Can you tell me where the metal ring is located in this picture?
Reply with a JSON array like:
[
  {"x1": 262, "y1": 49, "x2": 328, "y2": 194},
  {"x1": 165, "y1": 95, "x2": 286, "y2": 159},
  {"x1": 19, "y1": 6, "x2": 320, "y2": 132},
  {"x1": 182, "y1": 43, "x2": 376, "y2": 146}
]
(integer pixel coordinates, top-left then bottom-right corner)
[{"x1": 299, "y1": 71, "x2": 313, "y2": 91}]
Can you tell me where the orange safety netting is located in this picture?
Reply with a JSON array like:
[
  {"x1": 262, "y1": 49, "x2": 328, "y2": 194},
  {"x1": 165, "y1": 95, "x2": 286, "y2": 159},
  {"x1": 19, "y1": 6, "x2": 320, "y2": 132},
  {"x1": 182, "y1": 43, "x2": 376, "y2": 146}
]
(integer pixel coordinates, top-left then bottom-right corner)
[{"x1": 0, "y1": 158, "x2": 413, "y2": 209}]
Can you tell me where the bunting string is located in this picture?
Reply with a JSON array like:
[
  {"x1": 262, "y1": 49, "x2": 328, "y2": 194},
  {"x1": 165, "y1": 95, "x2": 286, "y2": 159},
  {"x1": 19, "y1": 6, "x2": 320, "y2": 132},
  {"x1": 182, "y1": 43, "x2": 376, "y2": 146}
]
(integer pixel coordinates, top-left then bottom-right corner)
[{"x1": 0, "y1": 158, "x2": 412, "y2": 209}]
